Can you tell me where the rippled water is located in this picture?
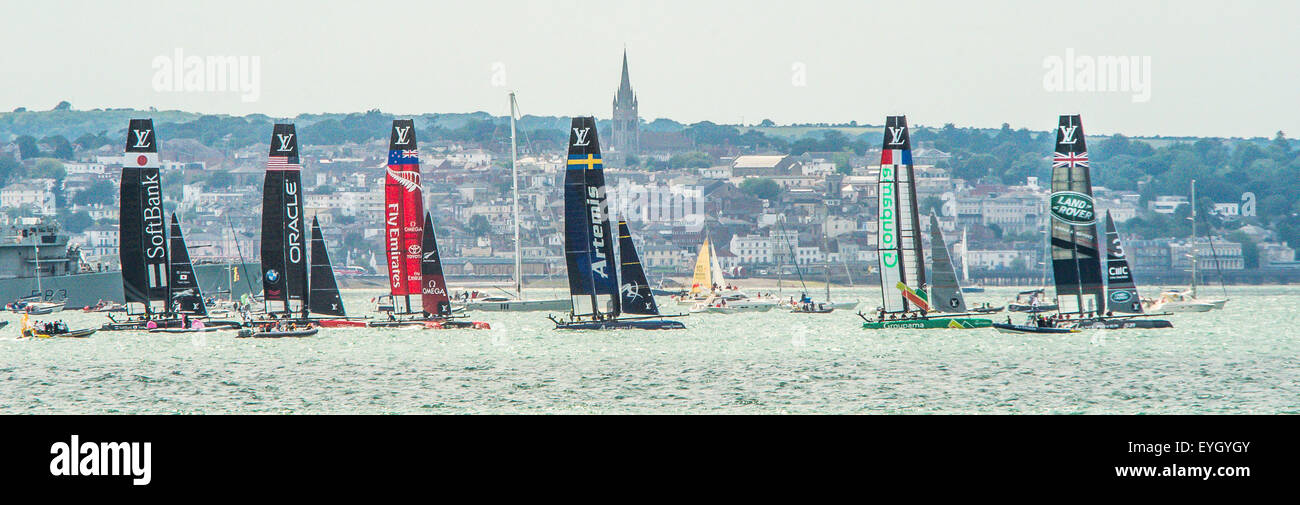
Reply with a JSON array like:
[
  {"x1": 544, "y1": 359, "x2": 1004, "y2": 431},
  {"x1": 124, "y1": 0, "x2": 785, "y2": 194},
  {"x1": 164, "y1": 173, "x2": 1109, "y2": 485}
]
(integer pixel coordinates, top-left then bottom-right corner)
[{"x1": 2, "y1": 286, "x2": 1297, "y2": 414}]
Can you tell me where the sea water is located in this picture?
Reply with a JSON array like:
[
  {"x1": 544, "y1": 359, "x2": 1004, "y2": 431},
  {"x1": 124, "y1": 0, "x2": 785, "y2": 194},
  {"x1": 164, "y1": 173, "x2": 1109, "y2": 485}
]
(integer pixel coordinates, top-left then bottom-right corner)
[{"x1": 2, "y1": 286, "x2": 1295, "y2": 414}]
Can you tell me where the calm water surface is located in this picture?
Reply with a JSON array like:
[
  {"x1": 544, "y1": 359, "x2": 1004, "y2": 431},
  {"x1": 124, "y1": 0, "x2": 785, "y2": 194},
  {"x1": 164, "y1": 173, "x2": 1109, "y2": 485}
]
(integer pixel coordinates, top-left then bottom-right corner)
[{"x1": 2, "y1": 287, "x2": 1296, "y2": 414}]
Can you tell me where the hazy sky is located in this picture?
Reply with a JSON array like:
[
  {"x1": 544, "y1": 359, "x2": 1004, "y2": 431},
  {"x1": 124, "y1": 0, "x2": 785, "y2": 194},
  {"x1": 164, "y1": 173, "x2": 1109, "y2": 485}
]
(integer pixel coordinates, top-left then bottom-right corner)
[{"x1": 2, "y1": 0, "x2": 1296, "y2": 137}]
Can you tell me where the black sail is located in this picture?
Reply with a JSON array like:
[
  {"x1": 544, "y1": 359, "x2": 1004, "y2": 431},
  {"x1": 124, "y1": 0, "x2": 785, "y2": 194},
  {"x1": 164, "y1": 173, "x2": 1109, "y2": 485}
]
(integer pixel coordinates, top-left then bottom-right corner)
[
  {"x1": 260, "y1": 123, "x2": 308, "y2": 315},
  {"x1": 616, "y1": 220, "x2": 658, "y2": 315},
  {"x1": 309, "y1": 216, "x2": 346, "y2": 317},
  {"x1": 1103, "y1": 211, "x2": 1142, "y2": 313},
  {"x1": 167, "y1": 214, "x2": 206, "y2": 315},
  {"x1": 419, "y1": 212, "x2": 451, "y2": 317},
  {"x1": 1048, "y1": 114, "x2": 1104, "y2": 315},
  {"x1": 563, "y1": 117, "x2": 620, "y2": 318},
  {"x1": 120, "y1": 119, "x2": 168, "y2": 312}
]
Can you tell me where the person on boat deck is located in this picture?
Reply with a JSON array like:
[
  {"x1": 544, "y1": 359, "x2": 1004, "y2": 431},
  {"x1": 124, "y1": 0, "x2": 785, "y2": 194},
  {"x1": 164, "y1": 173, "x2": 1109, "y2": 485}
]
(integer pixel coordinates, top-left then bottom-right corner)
[{"x1": 181, "y1": 313, "x2": 190, "y2": 329}]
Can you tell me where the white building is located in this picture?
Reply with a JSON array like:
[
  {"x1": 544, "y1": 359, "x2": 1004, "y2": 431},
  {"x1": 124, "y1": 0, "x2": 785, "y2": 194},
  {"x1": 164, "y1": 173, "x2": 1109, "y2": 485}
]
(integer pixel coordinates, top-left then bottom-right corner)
[
  {"x1": 1149, "y1": 196, "x2": 1189, "y2": 214},
  {"x1": 729, "y1": 234, "x2": 773, "y2": 264},
  {"x1": 0, "y1": 185, "x2": 56, "y2": 215}
]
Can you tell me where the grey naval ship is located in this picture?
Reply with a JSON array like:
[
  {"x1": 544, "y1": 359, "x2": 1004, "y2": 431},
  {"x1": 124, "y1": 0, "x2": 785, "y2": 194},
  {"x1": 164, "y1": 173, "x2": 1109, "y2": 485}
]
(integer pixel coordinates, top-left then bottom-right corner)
[{"x1": 0, "y1": 221, "x2": 259, "y2": 310}]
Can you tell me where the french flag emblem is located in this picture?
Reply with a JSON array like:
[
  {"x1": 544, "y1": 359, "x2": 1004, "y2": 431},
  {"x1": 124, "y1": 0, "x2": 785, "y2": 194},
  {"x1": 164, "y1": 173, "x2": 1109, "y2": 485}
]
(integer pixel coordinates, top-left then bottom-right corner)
[{"x1": 881, "y1": 149, "x2": 911, "y2": 165}]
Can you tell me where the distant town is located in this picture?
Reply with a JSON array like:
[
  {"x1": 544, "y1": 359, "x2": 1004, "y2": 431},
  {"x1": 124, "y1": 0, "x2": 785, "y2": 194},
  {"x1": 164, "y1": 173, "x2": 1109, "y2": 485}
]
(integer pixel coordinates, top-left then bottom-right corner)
[{"x1": 2, "y1": 53, "x2": 1298, "y2": 286}]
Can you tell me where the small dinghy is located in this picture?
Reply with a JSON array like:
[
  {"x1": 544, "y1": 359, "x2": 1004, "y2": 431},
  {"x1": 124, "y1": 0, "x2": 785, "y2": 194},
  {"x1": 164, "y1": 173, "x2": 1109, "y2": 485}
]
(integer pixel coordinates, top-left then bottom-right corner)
[
  {"x1": 19, "y1": 315, "x2": 95, "y2": 339},
  {"x1": 22, "y1": 327, "x2": 97, "y2": 339}
]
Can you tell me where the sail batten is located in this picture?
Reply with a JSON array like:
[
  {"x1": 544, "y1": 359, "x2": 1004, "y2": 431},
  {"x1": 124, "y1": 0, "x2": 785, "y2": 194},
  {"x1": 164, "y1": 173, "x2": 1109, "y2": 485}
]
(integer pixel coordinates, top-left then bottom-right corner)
[
  {"x1": 928, "y1": 213, "x2": 966, "y2": 313},
  {"x1": 309, "y1": 216, "x2": 346, "y2": 317},
  {"x1": 1049, "y1": 115, "x2": 1104, "y2": 314},
  {"x1": 876, "y1": 115, "x2": 925, "y2": 313}
]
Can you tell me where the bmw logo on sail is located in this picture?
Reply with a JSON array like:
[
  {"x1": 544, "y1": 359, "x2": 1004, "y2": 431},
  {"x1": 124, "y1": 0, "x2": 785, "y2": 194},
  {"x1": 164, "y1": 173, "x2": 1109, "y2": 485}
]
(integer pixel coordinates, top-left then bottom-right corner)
[{"x1": 265, "y1": 269, "x2": 279, "y2": 283}]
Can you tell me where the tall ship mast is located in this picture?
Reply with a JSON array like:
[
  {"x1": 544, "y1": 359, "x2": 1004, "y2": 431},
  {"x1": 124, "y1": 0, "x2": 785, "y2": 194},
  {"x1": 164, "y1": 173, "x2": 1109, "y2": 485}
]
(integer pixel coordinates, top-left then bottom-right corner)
[
  {"x1": 510, "y1": 92, "x2": 523, "y2": 299},
  {"x1": 550, "y1": 116, "x2": 682, "y2": 330},
  {"x1": 861, "y1": 116, "x2": 990, "y2": 329},
  {"x1": 463, "y1": 93, "x2": 571, "y2": 312}
]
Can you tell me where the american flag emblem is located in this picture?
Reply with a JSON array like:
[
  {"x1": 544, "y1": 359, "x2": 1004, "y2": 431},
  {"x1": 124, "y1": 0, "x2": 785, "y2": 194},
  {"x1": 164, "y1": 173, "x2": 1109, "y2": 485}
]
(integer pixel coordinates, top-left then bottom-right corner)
[
  {"x1": 1052, "y1": 151, "x2": 1089, "y2": 168},
  {"x1": 267, "y1": 156, "x2": 301, "y2": 171}
]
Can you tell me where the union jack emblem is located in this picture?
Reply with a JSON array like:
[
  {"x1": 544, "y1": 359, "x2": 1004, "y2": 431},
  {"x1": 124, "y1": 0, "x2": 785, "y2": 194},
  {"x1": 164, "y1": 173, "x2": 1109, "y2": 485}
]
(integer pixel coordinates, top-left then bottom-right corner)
[
  {"x1": 1052, "y1": 151, "x2": 1089, "y2": 168},
  {"x1": 402, "y1": 149, "x2": 419, "y2": 158}
]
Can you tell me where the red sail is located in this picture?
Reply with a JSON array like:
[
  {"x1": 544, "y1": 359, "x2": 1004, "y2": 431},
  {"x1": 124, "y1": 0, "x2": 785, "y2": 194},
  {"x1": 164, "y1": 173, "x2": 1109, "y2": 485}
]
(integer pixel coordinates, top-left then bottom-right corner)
[{"x1": 385, "y1": 120, "x2": 423, "y2": 297}]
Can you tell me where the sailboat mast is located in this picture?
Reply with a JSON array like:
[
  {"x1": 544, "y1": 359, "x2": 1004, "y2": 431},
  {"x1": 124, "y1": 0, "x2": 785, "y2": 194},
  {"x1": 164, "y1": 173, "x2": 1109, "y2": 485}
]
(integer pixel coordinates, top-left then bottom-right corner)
[
  {"x1": 961, "y1": 226, "x2": 969, "y2": 283},
  {"x1": 1190, "y1": 179, "x2": 1198, "y2": 297},
  {"x1": 509, "y1": 92, "x2": 523, "y2": 301},
  {"x1": 34, "y1": 241, "x2": 41, "y2": 296}
]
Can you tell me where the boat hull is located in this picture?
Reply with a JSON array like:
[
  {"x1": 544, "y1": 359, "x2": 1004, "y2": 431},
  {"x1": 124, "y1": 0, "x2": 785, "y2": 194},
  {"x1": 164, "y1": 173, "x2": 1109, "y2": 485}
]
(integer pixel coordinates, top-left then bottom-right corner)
[
  {"x1": 1152, "y1": 302, "x2": 1214, "y2": 313},
  {"x1": 464, "y1": 298, "x2": 571, "y2": 312},
  {"x1": 554, "y1": 319, "x2": 686, "y2": 330},
  {"x1": 1008, "y1": 303, "x2": 1058, "y2": 313},
  {"x1": 1067, "y1": 318, "x2": 1173, "y2": 330},
  {"x1": 0, "y1": 263, "x2": 261, "y2": 310},
  {"x1": 21, "y1": 327, "x2": 96, "y2": 338},
  {"x1": 692, "y1": 302, "x2": 778, "y2": 314},
  {"x1": 992, "y1": 323, "x2": 1079, "y2": 335},
  {"x1": 317, "y1": 319, "x2": 368, "y2": 328},
  {"x1": 237, "y1": 327, "x2": 318, "y2": 338},
  {"x1": 862, "y1": 317, "x2": 993, "y2": 329}
]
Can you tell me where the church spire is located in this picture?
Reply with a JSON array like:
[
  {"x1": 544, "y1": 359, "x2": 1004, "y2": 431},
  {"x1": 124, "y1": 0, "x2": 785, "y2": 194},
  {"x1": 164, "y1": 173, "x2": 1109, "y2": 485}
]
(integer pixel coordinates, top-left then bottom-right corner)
[{"x1": 611, "y1": 49, "x2": 639, "y2": 154}]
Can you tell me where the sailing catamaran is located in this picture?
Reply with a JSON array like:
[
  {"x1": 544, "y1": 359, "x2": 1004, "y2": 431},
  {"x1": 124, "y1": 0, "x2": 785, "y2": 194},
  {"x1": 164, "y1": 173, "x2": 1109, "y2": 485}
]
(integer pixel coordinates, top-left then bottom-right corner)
[
  {"x1": 115, "y1": 119, "x2": 170, "y2": 324},
  {"x1": 549, "y1": 117, "x2": 684, "y2": 330},
  {"x1": 241, "y1": 123, "x2": 323, "y2": 337},
  {"x1": 104, "y1": 120, "x2": 239, "y2": 331},
  {"x1": 464, "y1": 93, "x2": 570, "y2": 312},
  {"x1": 368, "y1": 121, "x2": 490, "y2": 329},
  {"x1": 996, "y1": 115, "x2": 1171, "y2": 333},
  {"x1": 860, "y1": 116, "x2": 992, "y2": 329}
]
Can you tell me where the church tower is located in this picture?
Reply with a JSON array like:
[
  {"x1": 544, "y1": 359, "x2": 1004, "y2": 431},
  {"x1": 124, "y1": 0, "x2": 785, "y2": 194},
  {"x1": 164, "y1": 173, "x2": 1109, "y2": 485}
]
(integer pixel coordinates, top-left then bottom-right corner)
[{"x1": 611, "y1": 50, "x2": 639, "y2": 155}]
